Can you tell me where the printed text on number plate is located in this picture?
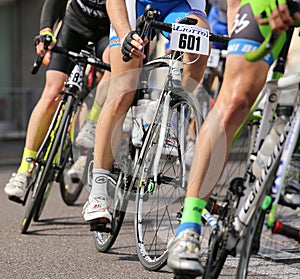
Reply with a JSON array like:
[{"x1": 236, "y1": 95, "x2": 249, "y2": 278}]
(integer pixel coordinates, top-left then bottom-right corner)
[{"x1": 170, "y1": 23, "x2": 210, "y2": 55}]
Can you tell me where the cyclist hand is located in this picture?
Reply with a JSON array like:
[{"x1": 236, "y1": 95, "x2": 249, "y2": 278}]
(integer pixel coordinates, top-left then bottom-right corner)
[
  {"x1": 43, "y1": 51, "x2": 51, "y2": 67},
  {"x1": 256, "y1": 2, "x2": 299, "y2": 35},
  {"x1": 34, "y1": 29, "x2": 56, "y2": 57},
  {"x1": 121, "y1": 31, "x2": 148, "y2": 61}
]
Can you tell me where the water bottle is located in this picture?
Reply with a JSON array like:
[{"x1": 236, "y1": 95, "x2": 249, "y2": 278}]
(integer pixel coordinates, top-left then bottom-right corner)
[
  {"x1": 252, "y1": 105, "x2": 293, "y2": 178},
  {"x1": 131, "y1": 99, "x2": 150, "y2": 147},
  {"x1": 143, "y1": 100, "x2": 158, "y2": 131},
  {"x1": 171, "y1": 60, "x2": 183, "y2": 85}
]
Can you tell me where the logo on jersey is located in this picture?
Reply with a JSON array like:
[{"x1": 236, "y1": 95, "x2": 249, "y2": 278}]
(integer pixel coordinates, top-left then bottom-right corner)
[
  {"x1": 232, "y1": 13, "x2": 250, "y2": 34},
  {"x1": 76, "y1": 0, "x2": 106, "y2": 18}
]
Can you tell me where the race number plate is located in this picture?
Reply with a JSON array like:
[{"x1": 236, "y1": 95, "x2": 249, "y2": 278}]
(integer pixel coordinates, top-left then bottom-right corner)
[
  {"x1": 67, "y1": 65, "x2": 84, "y2": 91},
  {"x1": 170, "y1": 23, "x2": 210, "y2": 55}
]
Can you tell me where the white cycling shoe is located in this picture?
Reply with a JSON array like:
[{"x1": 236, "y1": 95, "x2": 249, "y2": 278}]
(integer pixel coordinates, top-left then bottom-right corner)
[
  {"x1": 4, "y1": 172, "x2": 30, "y2": 199},
  {"x1": 82, "y1": 195, "x2": 112, "y2": 223}
]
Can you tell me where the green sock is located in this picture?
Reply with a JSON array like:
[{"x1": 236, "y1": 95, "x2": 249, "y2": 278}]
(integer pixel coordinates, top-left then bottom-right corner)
[
  {"x1": 18, "y1": 147, "x2": 37, "y2": 174},
  {"x1": 176, "y1": 197, "x2": 207, "y2": 235},
  {"x1": 87, "y1": 101, "x2": 101, "y2": 122},
  {"x1": 181, "y1": 197, "x2": 207, "y2": 224}
]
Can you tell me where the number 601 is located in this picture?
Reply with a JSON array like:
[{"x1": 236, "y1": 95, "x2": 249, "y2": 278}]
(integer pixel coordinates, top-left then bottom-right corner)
[{"x1": 178, "y1": 34, "x2": 201, "y2": 51}]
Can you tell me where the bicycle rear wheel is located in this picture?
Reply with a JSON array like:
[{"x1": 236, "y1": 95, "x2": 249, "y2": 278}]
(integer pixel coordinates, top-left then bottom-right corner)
[
  {"x1": 134, "y1": 90, "x2": 203, "y2": 271},
  {"x1": 59, "y1": 139, "x2": 86, "y2": 206},
  {"x1": 60, "y1": 106, "x2": 89, "y2": 205},
  {"x1": 93, "y1": 171, "x2": 127, "y2": 252}
]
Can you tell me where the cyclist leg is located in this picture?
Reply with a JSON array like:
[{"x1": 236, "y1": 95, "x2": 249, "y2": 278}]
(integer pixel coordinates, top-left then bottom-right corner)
[
  {"x1": 76, "y1": 44, "x2": 110, "y2": 149},
  {"x1": 83, "y1": 0, "x2": 211, "y2": 223},
  {"x1": 82, "y1": 33, "x2": 141, "y2": 223}
]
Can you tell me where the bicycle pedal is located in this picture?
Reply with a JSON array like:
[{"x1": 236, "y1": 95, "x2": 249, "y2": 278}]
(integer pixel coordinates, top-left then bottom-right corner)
[
  {"x1": 89, "y1": 218, "x2": 111, "y2": 233},
  {"x1": 8, "y1": 196, "x2": 23, "y2": 204}
]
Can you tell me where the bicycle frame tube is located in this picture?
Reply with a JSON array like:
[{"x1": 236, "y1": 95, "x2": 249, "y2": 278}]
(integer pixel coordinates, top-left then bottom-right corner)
[
  {"x1": 153, "y1": 92, "x2": 171, "y2": 182},
  {"x1": 35, "y1": 100, "x2": 66, "y2": 163},
  {"x1": 179, "y1": 105, "x2": 187, "y2": 188}
]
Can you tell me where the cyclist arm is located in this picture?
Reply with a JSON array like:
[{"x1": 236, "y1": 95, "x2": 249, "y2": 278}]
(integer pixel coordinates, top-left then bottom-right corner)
[
  {"x1": 36, "y1": 0, "x2": 68, "y2": 57},
  {"x1": 106, "y1": 0, "x2": 146, "y2": 60},
  {"x1": 40, "y1": 0, "x2": 68, "y2": 31},
  {"x1": 227, "y1": 0, "x2": 241, "y2": 35}
]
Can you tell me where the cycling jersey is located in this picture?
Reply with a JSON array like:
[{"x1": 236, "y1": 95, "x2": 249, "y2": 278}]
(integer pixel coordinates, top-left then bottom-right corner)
[
  {"x1": 208, "y1": 6, "x2": 228, "y2": 50},
  {"x1": 79, "y1": 0, "x2": 106, "y2": 9},
  {"x1": 109, "y1": 0, "x2": 207, "y2": 48},
  {"x1": 40, "y1": 0, "x2": 107, "y2": 29},
  {"x1": 228, "y1": 0, "x2": 286, "y2": 66}
]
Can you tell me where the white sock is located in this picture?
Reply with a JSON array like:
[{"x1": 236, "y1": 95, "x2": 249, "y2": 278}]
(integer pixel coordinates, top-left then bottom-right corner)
[{"x1": 90, "y1": 168, "x2": 110, "y2": 199}]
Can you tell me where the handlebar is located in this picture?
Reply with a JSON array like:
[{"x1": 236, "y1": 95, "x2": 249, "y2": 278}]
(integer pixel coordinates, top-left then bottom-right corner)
[
  {"x1": 31, "y1": 55, "x2": 45, "y2": 75},
  {"x1": 245, "y1": 0, "x2": 300, "y2": 62},
  {"x1": 31, "y1": 34, "x2": 53, "y2": 74},
  {"x1": 51, "y1": 45, "x2": 111, "y2": 72},
  {"x1": 31, "y1": 40, "x2": 111, "y2": 74},
  {"x1": 122, "y1": 4, "x2": 230, "y2": 62},
  {"x1": 148, "y1": 20, "x2": 230, "y2": 44}
]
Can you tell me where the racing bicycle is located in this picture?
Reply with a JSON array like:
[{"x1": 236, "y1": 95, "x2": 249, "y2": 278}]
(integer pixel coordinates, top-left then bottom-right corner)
[{"x1": 21, "y1": 39, "x2": 110, "y2": 234}]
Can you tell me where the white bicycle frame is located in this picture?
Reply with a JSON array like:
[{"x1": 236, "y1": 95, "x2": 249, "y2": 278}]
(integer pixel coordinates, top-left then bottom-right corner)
[{"x1": 236, "y1": 71, "x2": 300, "y2": 240}]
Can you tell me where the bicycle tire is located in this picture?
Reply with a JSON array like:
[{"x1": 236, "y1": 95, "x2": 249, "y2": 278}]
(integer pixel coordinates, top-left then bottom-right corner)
[
  {"x1": 93, "y1": 113, "x2": 138, "y2": 252},
  {"x1": 59, "y1": 139, "x2": 85, "y2": 206},
  {"x1": 60, "y1": 104, "x2": 91, "y2": 205},
  {"x1": 33, "y1": 180, "x2": 54, "y2": 222},
  {"x1": 93, "y1": 171, "x2": 127, "y2": 252},
  {"x1": 134, "y1": 89, "x2": 203, "y2": 271},
  {"x1": 21, "y1": 164, "x2": 44, "y2": 233},
  {"x1": 21, "y1": 97, "x2": 74, "y2": 233},
  {"x1": 21, "y1": 160, "x2": 56, "y2": 233},
  {"x1": 236, "y1": 204, "x2": 266, "y2": 279}
]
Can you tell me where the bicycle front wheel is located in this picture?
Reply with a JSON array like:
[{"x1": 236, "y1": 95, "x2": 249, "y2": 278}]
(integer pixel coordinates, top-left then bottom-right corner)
[
  {"x1": 134, "y1": 90, "x2": 203, "y2": 271},
  {"x1": 21, "y1": 160, "x2": 55, "y2": 233},
  {"x1": 21, "y1": 97, "x2": 73, "y2": 233},
  {"x1": 236, "y1": 152, "x2": 282, "y2": 278}
]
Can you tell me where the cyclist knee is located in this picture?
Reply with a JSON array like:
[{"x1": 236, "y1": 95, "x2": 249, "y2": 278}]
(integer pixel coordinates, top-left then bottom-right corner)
[
  {"x1": 38, "y1": 86, "x2": 62, "y2": 112},
  {"x1": 107, "y1": 91, "x2": 135, "y2": 118},
  {"x1": 217, "y1": 91, "x2": 251, "y2": 129}
]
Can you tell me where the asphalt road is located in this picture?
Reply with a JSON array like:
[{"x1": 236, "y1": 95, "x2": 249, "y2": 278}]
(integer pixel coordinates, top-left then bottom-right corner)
[{"x1": 1, "y1": 166, "x2": 300, "y2": 279}]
